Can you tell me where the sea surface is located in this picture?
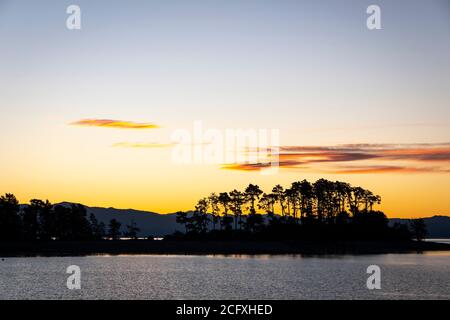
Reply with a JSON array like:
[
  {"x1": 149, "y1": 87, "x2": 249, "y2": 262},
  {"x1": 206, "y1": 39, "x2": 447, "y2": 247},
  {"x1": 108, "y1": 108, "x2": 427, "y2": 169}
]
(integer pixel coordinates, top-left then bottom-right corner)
[
  {"x1": 1, "y1": 252, "x2": 449, "y2": 300},
  {"x1": 425, "y1": 238, "x2": 450, "y2": 244}
]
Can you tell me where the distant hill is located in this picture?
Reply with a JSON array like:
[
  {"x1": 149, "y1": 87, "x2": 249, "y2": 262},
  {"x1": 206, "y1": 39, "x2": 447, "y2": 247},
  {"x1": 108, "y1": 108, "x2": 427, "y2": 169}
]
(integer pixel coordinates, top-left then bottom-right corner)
[
  {"x1": 390, "y1": 216, "x2": 450, "y2": 238},
  {"x1": 57, "y1": 202, "x2": 183, "y2": 237},
  {"x1": 54, "y1": 203, "x2": 450, "y2": 238}
]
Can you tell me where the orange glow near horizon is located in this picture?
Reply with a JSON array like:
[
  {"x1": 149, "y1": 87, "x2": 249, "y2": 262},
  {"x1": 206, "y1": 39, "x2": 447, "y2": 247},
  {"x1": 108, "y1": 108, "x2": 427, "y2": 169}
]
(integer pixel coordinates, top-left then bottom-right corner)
[
  {"x1": 1, "y1": 1, "x2": 450, "y2": 220},
  {"x1": 0, "y1": 122, "x2": 449, "y2": 219},
  {"x1": 71, "y1": 119, "x2": 160, "y2": 130},
  {"x1": 3, "y1": 158, "x2": 450, "y2": 219}
]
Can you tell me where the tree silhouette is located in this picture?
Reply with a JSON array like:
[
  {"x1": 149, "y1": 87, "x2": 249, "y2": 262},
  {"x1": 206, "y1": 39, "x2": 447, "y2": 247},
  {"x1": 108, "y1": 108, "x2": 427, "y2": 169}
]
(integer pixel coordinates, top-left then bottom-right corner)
[
  {"x1": 244, "y1": 184, "x2": 264, "y2": 232},
  {"x1": 22, "y1": 199, "x2": 41, "y2": 240},
  {"x1": 172, "y1": 178, "x2": 414, "y2": 242},
  {"x1": 52, "y1": 204, "x2": 92, "y2": 240},
  {"x1": 218, "y1": 192, "x2": 232, "y2": 231},
  {"x1": 0, "y1": 193, "x2": 21, "y2": 240},
  {"x1": 175, "y1": 211, "x2": 188, "y2": 233},
  {"x1": 410, "y1": 219, "x2": 427, "y2": 242},
  {"x1": 259, "y1": 193, "x2": 277, "y2": 216},
  {"x1": 89, "y1": 213, "x2": 105, "y2": 240},
  {"x1": 36, "y1": 200, "x2": 55, "y2": 240},
  {"x1": 208, "y1": 193, "x2": 221, "y2": 230},
  {"x1": 125, "y1": 220, "x2": 140, "y2": 239},
  {"x1": 245, "y1": 184, "x2": 263, "y2": 215},
  {"x1": 245, "y1": 211, "x2": 264, "y2": 233},
  {"x1": 0, "y1": 177, "x2": 419, "y2": 244},
  {"x1": 191, "y1": 199, "x2": 210, "y2": 235},
  {"x1": 229, "y1": 190, "x2": 245, "y2": 230},
  {"x1": 297, "y1": 180, "x2": 313, "y2": 220},
  {"x1": 272, "y1": 185, "x2": 286, "y2": 218},
  {"x1": 108, "y1": 219, "x2": 122, "y2": 240}
]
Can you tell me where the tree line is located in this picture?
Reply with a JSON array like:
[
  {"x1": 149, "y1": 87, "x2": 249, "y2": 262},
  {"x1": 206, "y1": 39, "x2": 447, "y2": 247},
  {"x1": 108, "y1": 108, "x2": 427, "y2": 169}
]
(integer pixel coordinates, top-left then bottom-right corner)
[
  {"x1": 0, "y1": 177, "x2": 427, "y2": 242},
  {"x1": 0, "y1": 194, "x2": 140, "y2": 241},
  {"x1": 174, "y1": 179, "x2": 426, "y2": 241}
]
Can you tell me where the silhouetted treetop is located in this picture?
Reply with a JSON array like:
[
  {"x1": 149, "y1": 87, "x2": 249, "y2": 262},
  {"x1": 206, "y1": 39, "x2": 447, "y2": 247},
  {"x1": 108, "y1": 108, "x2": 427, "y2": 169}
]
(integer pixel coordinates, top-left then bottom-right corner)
[{"x1": 174, "y1": 179, "x2": 414, "y2": 241}]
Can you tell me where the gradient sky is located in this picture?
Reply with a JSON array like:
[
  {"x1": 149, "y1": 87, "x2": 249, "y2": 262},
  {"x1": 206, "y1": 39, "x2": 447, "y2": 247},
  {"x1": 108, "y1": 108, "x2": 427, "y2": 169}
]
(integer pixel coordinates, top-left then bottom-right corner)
[{"x1": 1, "y1": 0, "x2": 449, "y2": 217}]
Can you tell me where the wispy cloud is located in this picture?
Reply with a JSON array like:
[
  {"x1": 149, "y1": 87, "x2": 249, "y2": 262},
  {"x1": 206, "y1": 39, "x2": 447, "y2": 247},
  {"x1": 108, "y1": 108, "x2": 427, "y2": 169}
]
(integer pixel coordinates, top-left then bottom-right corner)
[
  {"x1": 298, "y1": 122, "x2": 446, "y2": 134},
  {"x1": 328, "y1": 166, "x2": 450, "y2": 174},
  {"x1": 112, "y1": 142, "x2": 173, "y2": 148},
  {"x1": 222, "y1": 161, "x2": 303, "y2": 171},
  {"x1": 71, "y1": 119, "x2": 159, "y2": 129},
  {"x1": 224, "y1": 143, "x2": 450, "y2": 174}
]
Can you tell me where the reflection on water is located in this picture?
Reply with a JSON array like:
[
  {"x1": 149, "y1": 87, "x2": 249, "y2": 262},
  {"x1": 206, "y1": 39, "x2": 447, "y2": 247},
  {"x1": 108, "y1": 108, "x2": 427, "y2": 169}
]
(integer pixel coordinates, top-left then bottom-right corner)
[
  {"x1": 0, "y1": 253, "x2": 450, "y2": 300},
  {"x1": 425, "y1": 239, "x2": 450, "y2": 244}
]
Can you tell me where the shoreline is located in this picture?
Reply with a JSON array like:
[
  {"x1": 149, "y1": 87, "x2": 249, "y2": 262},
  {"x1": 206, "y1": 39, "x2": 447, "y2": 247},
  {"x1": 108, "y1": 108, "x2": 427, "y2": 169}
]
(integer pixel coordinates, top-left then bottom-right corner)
[{"x1": 1, "y1": 240, "x2": 450, "y2": 257}]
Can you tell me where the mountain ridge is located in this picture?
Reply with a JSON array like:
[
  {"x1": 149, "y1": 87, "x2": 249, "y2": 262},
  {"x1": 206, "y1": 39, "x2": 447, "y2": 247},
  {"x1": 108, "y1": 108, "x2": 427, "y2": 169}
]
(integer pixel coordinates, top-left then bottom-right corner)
[{"x1": 50, "y1": 202, "x2": 450, "y2": 238}]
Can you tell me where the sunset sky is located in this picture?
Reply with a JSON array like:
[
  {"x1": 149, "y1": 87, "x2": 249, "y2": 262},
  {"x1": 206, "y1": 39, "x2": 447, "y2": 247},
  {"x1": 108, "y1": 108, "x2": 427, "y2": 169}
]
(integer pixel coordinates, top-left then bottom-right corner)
[{"x1": 0, "y1": 0, "x2": 449, "y2": 218}]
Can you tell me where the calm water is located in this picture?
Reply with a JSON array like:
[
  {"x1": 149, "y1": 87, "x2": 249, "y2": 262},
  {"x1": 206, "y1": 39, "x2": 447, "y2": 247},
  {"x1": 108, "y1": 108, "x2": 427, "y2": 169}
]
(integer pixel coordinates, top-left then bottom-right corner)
[
  {"x1": 1, "y1": 253, "x2": 450, "y2": 300},
  {"x1": 425, "y1": 239, "x2": 450, "y2": 244}
]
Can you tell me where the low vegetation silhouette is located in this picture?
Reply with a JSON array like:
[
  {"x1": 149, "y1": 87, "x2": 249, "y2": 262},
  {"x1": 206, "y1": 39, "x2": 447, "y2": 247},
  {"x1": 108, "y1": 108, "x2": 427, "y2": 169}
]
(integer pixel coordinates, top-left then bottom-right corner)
[
  {"x1": 171, "y1": 179, "x2": 424, "y2": 242},
  {"x1": 0, "y1": 179, "x2": 427, "y2": 243},
  {"x1": 0, "y1": 195, "x2": 139, "y2": 241}
]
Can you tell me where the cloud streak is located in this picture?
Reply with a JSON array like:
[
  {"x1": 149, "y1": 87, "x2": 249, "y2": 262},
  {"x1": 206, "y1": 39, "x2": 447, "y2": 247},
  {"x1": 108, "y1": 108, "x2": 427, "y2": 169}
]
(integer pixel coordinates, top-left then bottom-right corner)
[
  {"x1": 328, "y1": 166, "x2": 450, "y2": 174},
  {"x1": 71, "y1": 119, "x2": 159, "y2": 129},
  {"x1": 225, "y1": 143, "x2": 450, "y2": 174},
  {"x1": 112, "y1": 142, "x2": 173, "y2": 148}
]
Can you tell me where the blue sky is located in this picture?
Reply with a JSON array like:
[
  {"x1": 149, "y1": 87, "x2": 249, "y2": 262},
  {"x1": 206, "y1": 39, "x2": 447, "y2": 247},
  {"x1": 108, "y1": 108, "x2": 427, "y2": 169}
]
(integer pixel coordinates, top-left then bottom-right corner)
[
  {"x1": 0, "y1": 0, "x2": 449, "y2": 215},
  {"x1": 1, "y1": 0, "x2": 449, "y2": 142}
]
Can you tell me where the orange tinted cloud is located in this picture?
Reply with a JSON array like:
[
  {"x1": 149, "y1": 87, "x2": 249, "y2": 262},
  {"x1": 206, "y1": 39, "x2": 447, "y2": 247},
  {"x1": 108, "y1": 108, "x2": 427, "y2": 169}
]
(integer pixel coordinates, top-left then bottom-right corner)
[
  {"x1": 112, "y1": 142, "x2": 173, "y2": 148},
  {"x1": 225, "y1": 143, "x2": 450, "y2": 174},
  {"x1": 71, "y1": 119, "x2": 159, "y2": 129},
  {"x1": 222, "y1": 160, "x2": 302, "y2": 171},
  {"x1": 329, "y1": 166, "x2": 450, "y2": 174}
]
